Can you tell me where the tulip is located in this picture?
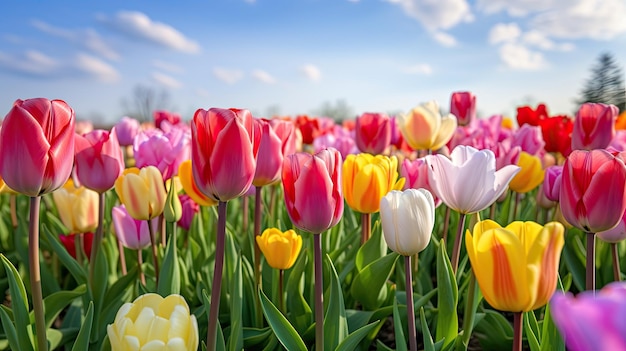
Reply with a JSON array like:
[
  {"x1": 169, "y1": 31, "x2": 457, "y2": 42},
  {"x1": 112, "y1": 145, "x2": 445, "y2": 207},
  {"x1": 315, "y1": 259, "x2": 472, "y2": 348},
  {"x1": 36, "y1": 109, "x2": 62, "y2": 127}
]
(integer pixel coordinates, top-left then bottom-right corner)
[
  {"x1": 59, "y1": 232, "x2": 94, "y2": 260},
  {"x1": 107, "y1": 293, "x2": 199, "y2": 351},
  {"x1": 397, "y1": 100, "x2": 457, "y2": 151},
  {"x1": 539, "y1": 115, "x2": 574, "y2": 157},
  {"x1": 74, "y1": 128, "x2": 125, "y2": 193},
  {"x1": 516, "y1": 103, "x2": 548, "y2": 127},
  {"x1": 450, "y1": 91, "x2": 476, "y2": 126},
  {"x1": 270, "y1": 118, "x2": 298, "y2": 157},
  {"x1": 153, "y1": 110, "x2": 182, "y2": 129},
  {"x1": 52, "y1": 179, "x2": 99, "y2": 234},
  {"x1": 343, "y1": 154, "x2": 405, "y2": 214},
  {"x1": 112, "y1": 205, "x2": 158, "y2": 250},
  {"x1": 178, "y1": 194, "x2": 199, "y2": 231},
  {"x1": 253, "y1": 118, "x2": 283, "y2": 187},
  {"x1": 511, "y1": 124, "x2": 545, "y2": 157},
  {"x1": 282, "y1": 148, "x2": 344, "y2": 234},
  {"x1": 354, "y1": 112, "x2": 391, "y2": 154},
  {"x1": 295, "y1": 114, "x2": 333, "y2": 145},
  {"x1": 551, "y1": 281, "x2": 626, "y2": 351},
  {"x1": 191, "y1": 107, "x2": 257, "y2": 202},
  {"x1": 598, "y1": 209, "x2": 626, "y2": 282},
  {"x1": 571, "y1": 102, "x2": 618, "y2": 151},
  {"x1": 115, "y1": 116, "x2": 141, "y2": 146},
  {"x1": 543, "y1": 165, "x2": 563, "y2": 202},
  {"x1": 509, "y1": 151, "x2": 545, "y2": 194},
  {"x1": 400, "y1": 158, "x2": 441, "y2": 207},
  {"x1": 114, "y1": 166, "x2": 167, "y2": 221},
  {"x1": 134, "y1": 126, "x2": 191, "y2": 181},
  {"x1": 536, "y1": 184, "x2": 556, "y2": 209},
  {"x1": 0, "y1": 98, "x2": 75, "y2": 196},
  {"x1": 256, "y1": 228, "x2": 302, "y2": 270},
  {"x1": 178, "y1": 160, "x2": 217, "y2": 207}
]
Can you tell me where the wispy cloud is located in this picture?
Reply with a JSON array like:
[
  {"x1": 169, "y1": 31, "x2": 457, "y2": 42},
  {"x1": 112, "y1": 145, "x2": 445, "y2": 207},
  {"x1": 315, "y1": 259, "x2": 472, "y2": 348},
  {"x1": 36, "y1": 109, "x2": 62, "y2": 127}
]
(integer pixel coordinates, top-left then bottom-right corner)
[
  {"x1": 152, "y1": 72, "x2": 182, "y2": 89},
  {"x1": 432, "y1": 31, "x2": 457, "y2": 47},
  {"x1": 31, "y1": 20, "x2": 119, "y2": 60},
  {"x1": 301, "y1": 64, "x2": 321, "y2": 81},
  {"x1": 213, "y1": 67, "x2": 244, "y2": 84},
  {"x1": 385, "y1": 0, "x2": 473, "y2": 31},
  {"x1": 74, "y1": 53, "x2": 120, "y2": 82},
  {"x1": 0, "y1": 50, "x2": 59, "y2": 76},
  {"x1": 489, "y1": 23, "x2": 521, "y2": 44},
  {"x1": 402, "y1": 63, "x2": 433, "y2": 75},
  {"x1": 252, "y1": 69, "x2": 276, "y2": 84},
  {"x1": 152, "y1": 60, "x2": 183, "y2": 73},
  {"x1": 499, "y1": 43, "x2": 547, "y2": 70},
  {"x1": 98, "y1": 11, "x2": 200, "y2": 54}
]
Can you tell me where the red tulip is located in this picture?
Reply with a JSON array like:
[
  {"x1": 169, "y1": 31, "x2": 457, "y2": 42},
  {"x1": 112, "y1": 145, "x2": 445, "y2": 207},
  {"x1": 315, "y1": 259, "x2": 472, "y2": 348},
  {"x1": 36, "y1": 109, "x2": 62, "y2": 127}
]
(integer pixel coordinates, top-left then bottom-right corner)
[
  {"x1": 560, "y1": 149, "x2": 626, "y2": 233},
  {"x1": 191, "y1": 108, "x2": 257, "y2": 202},
  {"x1": 253, "y1": 119, "x2": 283, "y2": 187},
  {"x1": 59, "y1": 232, "x2": 94, "y2": 260},
  {"x1": 74, "y1": 128, "x2": 125, "y2": 193},
  {"x1": 571, "y1": 102, "x2": 618, "y2": 151},
  {"x1": 516, "y1": 103, "x2": 548, "y2": 127},
  {"x1": 450, "y1": 91, "x2": 476, "y2": 126},
  {"x1": 282, "y1": 148, "x2": 343, "y2": 234},
  {"x1": 355, "y1": 112, "x2": 391, "y2": 154},
  {"x1": 153, "y1": 110, "x2": 181, "y2": 129},
  {"x1": 540, "y1": 115, "x2": 573, "y2": 157},
  {"x1": 0, "y1": 98, "x2": 75, "y2": 196}
]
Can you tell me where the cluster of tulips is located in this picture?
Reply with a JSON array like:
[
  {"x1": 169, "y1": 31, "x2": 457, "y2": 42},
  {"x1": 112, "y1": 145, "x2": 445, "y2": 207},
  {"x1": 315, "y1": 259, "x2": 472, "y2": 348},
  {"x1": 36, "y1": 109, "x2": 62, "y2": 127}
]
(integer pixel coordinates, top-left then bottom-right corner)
[{"x1": 1, "y1": 93, "x2": 626, "y2": 351}]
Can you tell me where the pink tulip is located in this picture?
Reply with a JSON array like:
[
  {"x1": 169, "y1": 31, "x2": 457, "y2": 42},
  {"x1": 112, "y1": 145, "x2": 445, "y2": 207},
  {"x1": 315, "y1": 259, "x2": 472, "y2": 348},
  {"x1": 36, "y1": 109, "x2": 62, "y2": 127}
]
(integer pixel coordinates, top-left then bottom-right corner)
[
  {"x1": 489, "y1": 140, "x2": 521, "y2": 171},
  {"x1": 543, "y1": 165, "x2": 563, "y2": 202},
  {"x1": 426, "y1": 145, "x2": 520, "y2": 214},
  {"x1": 270, "y1": 118, "x2": 298, "y2": 157},
  {"x1": 511, "y1": 124, "x2": 545, "y2": 157},
  {"x1": 355, "y1": 112, "x2": 391, "y2": 154},
  {"x1": 134, "y1": 125, "x2": 191, "y2": 181},
  {"x1": 0, "y1": 98, "x2": 75, "y2": 196},
  {"x1": 597, "y1": 209, "x2": 626, "y2": 243},
  {"x1": 536, "y1": 184, "x2": 557, "y2": 209},
  {"x1": 115, "y1": 116, "x2": 141, "y2": 146},
  {"x1": 400, "y1": 158, "x2": 441, "y2": 207},
  {"x1": 112, "y1": 205, "x2": 158, "y2": 250},
  {"x1": 571, "y1": 102, "x2": 618, "y2": 151},
  {"x1": 178, "y1": 194, "x2": 199, "y2": 231},
  {"x1": 153, "y1": 110, "x2": 181, "y2": 130},
  {"x1": 313, "y1": 125, "x2": 358, "y2": 159},
  {"x1": 191, "y1": 108, "x2": 257, "y2": 202},
  {"x1": 282, "y1": 148, "x2": 343, "y2": 234},
  {"x1": 450, "y1": 91, "x2": 476, "y2": 126},
  {"x1": 253, "y1": 119, "x2": 283, "y2": 187},
  {"x1": 560, "y1": 149, "x2": 626, "y2": 233},
  {"x1": 74, "y1": 128, "x2": 125, "y2": 193}
]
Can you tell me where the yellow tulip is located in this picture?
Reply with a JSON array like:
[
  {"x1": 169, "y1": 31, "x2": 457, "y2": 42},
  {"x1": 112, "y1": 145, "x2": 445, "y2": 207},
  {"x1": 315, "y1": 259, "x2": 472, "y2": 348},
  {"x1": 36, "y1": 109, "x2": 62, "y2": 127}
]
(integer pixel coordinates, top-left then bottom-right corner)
[
  {"x1": 107, "y1": 293, "x2": 199, "y2": 351},
  {"x1": 178, "y1": 160, "x2": 217, "y2": 207},
  {"x1": 52, "y1": 179, "x2": 99, "y2": 233},
  {"x1": 343, "y1": 153, "x2": 405, "y2": 214},
  {"x1": 509, "y1": 151, "x2": 545, "y2": 193},
  {"x1": 465, "y1": 220, "x2": 564, "y2": 312},
  {"x1": 397, "y1": 100, "x2": 457, "y2": 151},
  {"x1": 256, "y1": 228, "x2": 302, "y2": 270},
  {"x1": 114, "y1": 166, "x2": 167, "y2": 220}
]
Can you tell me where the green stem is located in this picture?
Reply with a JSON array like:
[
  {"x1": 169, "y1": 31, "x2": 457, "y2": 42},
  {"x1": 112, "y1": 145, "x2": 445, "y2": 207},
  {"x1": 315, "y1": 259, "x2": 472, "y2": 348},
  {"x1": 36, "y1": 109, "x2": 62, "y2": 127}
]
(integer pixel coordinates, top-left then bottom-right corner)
[
  {"x1": 207, "y1": 201, "x2": 228, "y2": 351},
  {"x1": 29, "y1": 196, "x2": 47, "y2": 351},
  {"x1": 254, "y1": 186, "x2": 263, "y2": 327},
  {"x1": 442, "y1": 206, "x2": 451, "y2": 244},
  {"x1": 586, "y1": 232, "x2": 595, "y2": 291},
  {"x1": 117, "y1": 233, "x2": 127, "y2": 275},
  {"x1": 612, "y1": 242, "x2": 621, "y2": 282},
  {"x1": 461, "y1": 270, "x2": 479, "y2": 349},
  {"x1": 278, "y1": 269, "x2": 285, "y2": 314},
  {"x1": 361, "y1": 212, "x2": 371, "y2": 245},
  {"x1": 451, "y1": 212, "x2": 467, "y2": 274},
  {"x1": 405, "y1": 255, "x2": 417, "y2": 351},
  {"x1": 314, "y1": 233, "x2": 324, "y2": 351},
  {"x1": 513, "y1": 312, "x2": 523, "y2": 351},
  {"x1": 89, "y1": 192, "x2": 105, "y2": 288},
  {"x1": 137, "y1": 249, "x2": 146, "y2": 286},
  {"x1": 148, "y1": 219, "x2": 159, "y2": 285}
]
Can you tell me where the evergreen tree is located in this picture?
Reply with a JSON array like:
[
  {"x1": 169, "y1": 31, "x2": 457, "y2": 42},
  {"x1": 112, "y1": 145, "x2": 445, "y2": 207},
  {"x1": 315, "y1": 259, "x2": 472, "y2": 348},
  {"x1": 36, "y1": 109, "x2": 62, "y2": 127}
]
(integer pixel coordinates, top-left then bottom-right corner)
[{"x1": 578, "y1": 52, "x2": 626, "y2": 112}]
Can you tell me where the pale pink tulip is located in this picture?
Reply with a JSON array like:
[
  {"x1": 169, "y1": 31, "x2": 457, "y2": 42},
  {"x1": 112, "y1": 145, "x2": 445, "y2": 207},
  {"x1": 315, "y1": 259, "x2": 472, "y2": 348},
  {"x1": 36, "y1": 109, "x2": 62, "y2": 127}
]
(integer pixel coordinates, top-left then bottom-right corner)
[{"x1": 74, "y1": 128, "x2": 125, "y2": 193}]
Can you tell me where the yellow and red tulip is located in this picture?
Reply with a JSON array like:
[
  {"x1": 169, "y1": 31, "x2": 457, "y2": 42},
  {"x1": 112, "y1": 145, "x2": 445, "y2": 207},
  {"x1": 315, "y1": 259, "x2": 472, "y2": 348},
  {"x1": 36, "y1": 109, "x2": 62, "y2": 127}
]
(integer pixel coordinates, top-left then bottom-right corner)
[{"x1": 114, "y1": 166, "x2": 167, "y2": 221}]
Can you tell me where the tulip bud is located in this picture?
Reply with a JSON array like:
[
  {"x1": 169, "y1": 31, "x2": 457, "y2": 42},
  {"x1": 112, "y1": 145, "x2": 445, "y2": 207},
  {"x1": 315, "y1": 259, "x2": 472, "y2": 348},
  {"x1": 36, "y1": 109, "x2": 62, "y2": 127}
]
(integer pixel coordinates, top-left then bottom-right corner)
[
  {"x1": 164, "y1": 181, "x2": 182, "y2": 223},
  {"x1": 114, "y1": 166, "x2": 167, "y2": 221}
]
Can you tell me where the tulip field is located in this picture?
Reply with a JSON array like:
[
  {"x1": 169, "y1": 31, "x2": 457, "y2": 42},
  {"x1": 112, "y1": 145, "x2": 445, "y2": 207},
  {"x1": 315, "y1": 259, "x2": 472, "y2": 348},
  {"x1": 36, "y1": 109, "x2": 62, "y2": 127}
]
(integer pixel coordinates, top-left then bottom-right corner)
[{"x1": 2, "y1": 95, "x2": 626, "y2": 351}]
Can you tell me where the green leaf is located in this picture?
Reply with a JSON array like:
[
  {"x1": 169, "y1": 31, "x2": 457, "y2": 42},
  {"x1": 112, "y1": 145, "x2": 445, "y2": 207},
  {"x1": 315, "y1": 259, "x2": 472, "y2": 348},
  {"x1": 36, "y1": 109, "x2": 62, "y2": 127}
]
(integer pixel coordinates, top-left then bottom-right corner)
[
  {"x1": 435, "y1": 244, "x2": 458, "y2": 348},
  {"x1": 393, "y1": 299, "x2": 408, "y2": 351},
  {"x1": 540, "y1": 303, "x2": 565, "y2": 351},
  {"x1": 38, "y1": 284, "x2": 87, "y2": 329},
  {"x1": 157, "y1": 224, "x2": 181, "y2": 296},
  {"x1": 420, "y1": 307, "x2": 435, "y2": 351},
  {"x1": 0, "y1": 306, "x2": 20, "y2": 351},
  {"x1": 0, "y1": 254, "x2": 33, "y2": 351},
  {"x1": 242, "y1": 327, "x2": 272, "y2": 348},
  {"x1": 258, "y1": 289, "x2": 307, "y2": 351},
  {"x1": 201, "y1": 290, "x2": 226, "y2": 351},
  {"x1": 350, "y1": 252, "x2": 399, "y2": 310},
  {"x1": 524, "y1": 312, "x2": 540, "y2": 351},
  {"x1": 563, "y1": 231, "x2": 586, "y2": 292},
  {"x1": 227, "y1": 257, "x2": 243, "y2": 351},
  {"x1": 90, "y1": 242, "x2": 110, "y2": 344},
  {"x1": 71, "y1": 301, "x2": 94, "y2": 351},
  {"x1": 324, "y1": 254, "x2": 349, "y2": 351},
  {"x1": 334, "y1": 321, "x2": 379, "y2": 351},
  {"x1": 355, "y1": 220, "x2": 386, "y2": 271},
  {"x1": 41, "y1": 225, "x2": 87, "y2": 284},
  {"x1": 285, "y1": 252, "x2": 312, "y2": 334}
]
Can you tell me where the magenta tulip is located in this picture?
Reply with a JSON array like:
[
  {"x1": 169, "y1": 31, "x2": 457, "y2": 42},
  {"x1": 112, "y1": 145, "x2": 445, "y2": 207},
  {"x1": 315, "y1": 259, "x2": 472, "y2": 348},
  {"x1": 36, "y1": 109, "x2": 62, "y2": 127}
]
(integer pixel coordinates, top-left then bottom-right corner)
[
  {"x1": 313, "y1": 125, "x2": 358, "y2": 159},
  {"x1": 597, "y1": 209, "x2": 626, "y2": 243},
  {"x1": 543, "y1": 165, "x2": 563, "y2": 202},
  {"x1": 191, "y1": 108, "x2": 257, "y2": 202},
  {"x1": 270, "y1": 118, "x2": 298, "y2": 157},
  {"x1": 177, "y1": 194, "x2": 199, "y2": 231},
  {"x1": 282, "y1": 148, "x2": 343, "y2": 234},
  {"x1": 112, "y1": 205, "x2": 158, "y2": 250},
  {"x1": 115, "y1": 116, "x2": 141, "y2": 146},
  {"x1": 355, "y1": 112, "x2": 391, "y2": 154},
  {"x1": 252, "y1": 118, "x2": 283, "y2": 187},
  {"x1": 0, "y1": 98, "x2": 75, "y2": 196},
  {"x1": 560, "y1": 149, "x2": 626, "y2": 233},
  {"x1": 134, "y1": 124, "x2": 191, "y2": 181},
  {"x1": 153, "y1": 110, "x2": 181, "y2": 129},
  {"x1": 400, "y1": 158, "x2": 441, "y2": 207},
  {"x1": 74, "y1": 128, "x2": 125, "y2": 193},
  {"x1": 571, "y1": 102, "x2": 618, "y2": 151},
  {"x1": 511, "y1": 124, "x2": 545, "y2": 157},
  {"x1": 450, "y1": 91, "x2": 476, "y2": 126}
]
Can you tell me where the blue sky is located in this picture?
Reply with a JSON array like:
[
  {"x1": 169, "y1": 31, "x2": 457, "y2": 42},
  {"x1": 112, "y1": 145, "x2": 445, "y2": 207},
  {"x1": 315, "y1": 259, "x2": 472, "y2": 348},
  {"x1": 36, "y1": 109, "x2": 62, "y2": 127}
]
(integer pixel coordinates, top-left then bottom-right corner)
[{"x1": 1, "y1": 0, "x2": 625, "y2": 124}]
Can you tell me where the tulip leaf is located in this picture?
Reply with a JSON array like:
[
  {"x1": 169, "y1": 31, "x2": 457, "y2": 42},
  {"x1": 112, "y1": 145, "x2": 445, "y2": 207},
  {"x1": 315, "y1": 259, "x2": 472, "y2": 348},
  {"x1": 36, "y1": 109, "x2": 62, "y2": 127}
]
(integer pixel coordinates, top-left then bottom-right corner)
[
  {"x1": 157, "y1": 223, "x2": 181, "y2": 296},
  {"x1": 71, "y1": 301, "x2": 93, "y2": 351},
  {"x1": 355, "y1": 222, "x2": 386, "y2": 272},
  {"x1": 41, "y1": 226, "x2": 87, "y2": 284},
  {"x1": 334, "y1": 320, "x2": 379, "y2": 351},
  {"x1": 524, "y1": 311, "x2": 540, "y2": 351},
  {"x1": 324, "y1": 254, "x2": 349, "y2": 351},
  {"x1": 393, "y1": 298, "x2": 408, "y2": 351},
  {"x1": 563, "y1": 232, "x2": 586, "y2": 292},
  {"x1": 435, "y1": 244, "x2": 458, "y2": 348},
  {"x1": 285, "y1": 252, "x2": 312, "y2": 334},
  {"x1": 242, "y1": 327, "x2": 272, "y2": 348},
  {"x1": 350, "y1": 252, "x2": 399, "y2": 310},
  {"x1": 420, "y1": 307, "x2": 435, "y2": 351},
  {"x1": 540, "y1": 303, "x2": 565, "y2": 351},
  {"x1": 258, "y1": 289, "x2": 307, "y2": 351},
  {"x1": 473, "y1": 310, "x2": 513, "y2": 350},
  {"x1": 0, "y1": 254, "x2": 34, "y2": 351},
  {"x1": 0, "y1": 306, "x2": 20, "y2": 351},
  {"x1": 201, "y1": 289, "x2": 226, "y2": 351},
  {"x1": 90, "y1": 241, "x2": 109, "y2": 344},
  {"x1": 227, "y1": 256, "x2": 243, "y2": 351},
  {"x1": 38, "y1": 284, "x2": 87, "y2": 329}
]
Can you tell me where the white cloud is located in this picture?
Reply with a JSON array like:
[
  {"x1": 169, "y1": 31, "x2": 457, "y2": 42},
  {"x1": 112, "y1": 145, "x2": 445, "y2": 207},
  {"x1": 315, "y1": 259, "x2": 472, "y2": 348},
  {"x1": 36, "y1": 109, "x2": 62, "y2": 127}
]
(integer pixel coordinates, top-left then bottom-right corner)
[
  {"x1": 499, "y1": 43, "x2": 547, "y2": 70},
  {"x1": 432, "y1": 31, "x2": 457, "y2": 47},
  {"x1": 213, "y1": 67, "x2": 244, "y2": 84},
  {"x1": 0, "y1": 50, "x2": 59, "y2": 76},
  {"x1": 488, "y1": 23, "x2": 521, "y2": 45},
  {"x1": 252, "y1": 69, "x2": 276, "y2": 84},
  {"x1": 98, "y1": 11, "x2": 200, "y2": 53},
  {"x1": 152, "y1": 72, "x2": 182, "y2": 89},
  {"x1": 301, "y1": 64, "x2": 321, "y2": 81},
  {"x1": 152, "y1": 60, "x2": 183, "y2": 73},
  {"x1": 522, "y1": 30, "x2": 574, "y2": 51},
  {"x1": 402, "y1": 63, "x2": 433, "y2": 75},
  {"x1": 74, "y1": 53, "x2": 120, "y2": 82},
  {"x1": 31, "y1": 20, "x2": 119, "y2": 60},
  {"x1": 477, "y1": 0, "x2": 556, "y2": 16},
  {"x1": 386, "y1": 0, "x2": 473, "y2": 31}
]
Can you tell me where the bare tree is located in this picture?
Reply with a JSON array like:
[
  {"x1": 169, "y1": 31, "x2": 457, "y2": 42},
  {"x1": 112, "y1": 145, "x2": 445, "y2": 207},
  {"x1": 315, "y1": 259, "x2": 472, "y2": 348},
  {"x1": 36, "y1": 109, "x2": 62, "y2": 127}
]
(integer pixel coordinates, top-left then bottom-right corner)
[
  {"x1": 313, "y1": 99, "x2": 355, "y2": 122},
  {"x1": 120, "y1": 84, "x2": 172, "y2": 122}
]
